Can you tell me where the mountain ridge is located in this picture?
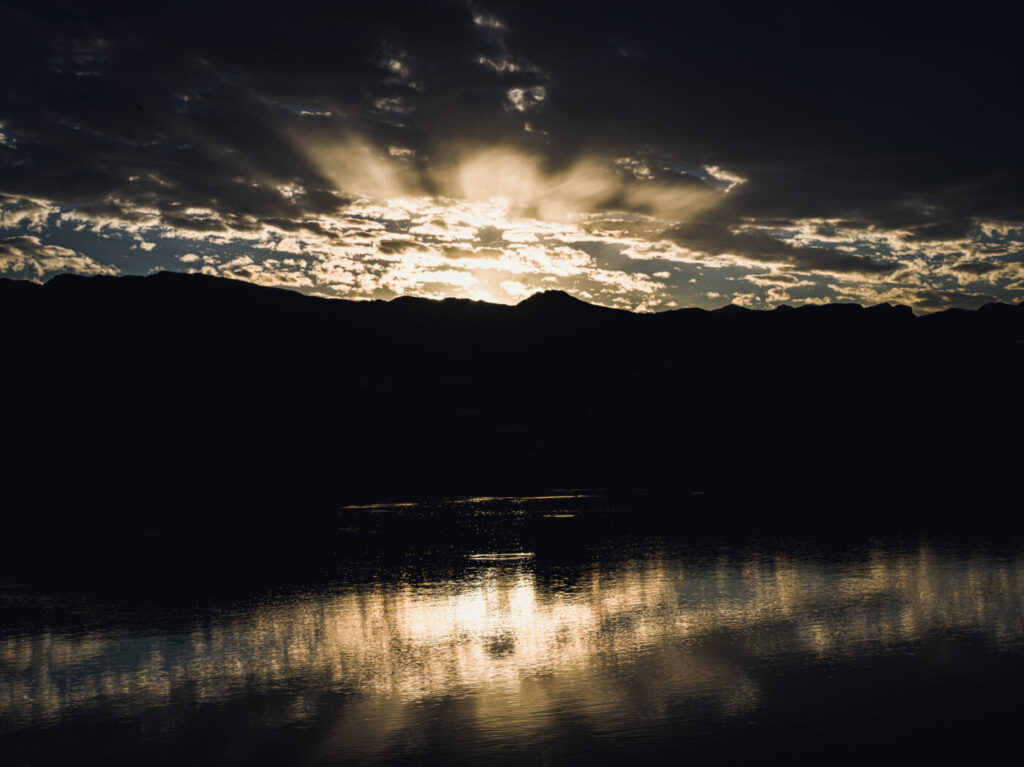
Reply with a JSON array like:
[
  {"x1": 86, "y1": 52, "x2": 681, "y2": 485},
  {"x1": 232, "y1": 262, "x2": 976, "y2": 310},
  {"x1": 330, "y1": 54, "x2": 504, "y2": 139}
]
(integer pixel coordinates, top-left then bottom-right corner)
[
  {"x1": 4, "y1": 270, "x2": 1021, "y2": 321},
  {"x1": 2, "y1": 268, "x2": 1022, "y2": 530}
]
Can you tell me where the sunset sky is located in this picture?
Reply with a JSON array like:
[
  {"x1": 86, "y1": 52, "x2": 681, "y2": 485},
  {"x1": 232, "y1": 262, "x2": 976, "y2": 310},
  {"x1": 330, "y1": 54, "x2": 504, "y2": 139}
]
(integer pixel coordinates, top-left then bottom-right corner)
[{"x1": 2, "y1": 0, "x2": 1022, "y2": 312}]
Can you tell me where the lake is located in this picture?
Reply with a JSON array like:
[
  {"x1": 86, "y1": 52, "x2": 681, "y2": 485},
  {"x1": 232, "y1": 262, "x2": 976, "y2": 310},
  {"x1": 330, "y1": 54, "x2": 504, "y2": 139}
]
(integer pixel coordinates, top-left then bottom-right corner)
[{"x1": 2, "y1": 494, "x2": 1022, "y2": 764}]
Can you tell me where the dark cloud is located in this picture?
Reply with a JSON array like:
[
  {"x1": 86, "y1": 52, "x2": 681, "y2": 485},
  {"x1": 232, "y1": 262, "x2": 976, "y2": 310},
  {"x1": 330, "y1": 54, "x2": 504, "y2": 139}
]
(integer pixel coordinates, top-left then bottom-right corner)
[
  {"x1": 903, "y1": 220, "x2": 979, "y2": 243},
  {"x1": 949, "y1": 261, "x2": 1005, "y2": 276},
  {"x1": 5, "y1": 1, "x2": 1016, "y2": 221},
  {"x1": 492, "y1": 1, "x2": 1024, "y2": 241},
  {"x1": 377, "y1": 239, "x2": 427, "y2": 255},
  {"x1": 665, "y1": 223, "x2": 898, "y2": 276},
  {"x1": 0, "y1": 0, "x2": 512, "y2": 224}
]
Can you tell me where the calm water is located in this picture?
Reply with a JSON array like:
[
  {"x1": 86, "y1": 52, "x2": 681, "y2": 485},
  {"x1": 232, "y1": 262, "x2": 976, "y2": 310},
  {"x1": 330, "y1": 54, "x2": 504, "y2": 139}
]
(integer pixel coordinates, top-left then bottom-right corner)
[{"x1": 3, "y1": 496, "x2": 1023, "y2": 764}]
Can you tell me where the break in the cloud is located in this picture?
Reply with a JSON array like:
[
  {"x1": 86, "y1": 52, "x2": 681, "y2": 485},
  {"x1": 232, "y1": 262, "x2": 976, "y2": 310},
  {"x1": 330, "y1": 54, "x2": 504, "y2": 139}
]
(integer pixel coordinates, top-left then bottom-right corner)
[{"x1": 1, "y1": 0, "x2": 1022, "y2": 312}]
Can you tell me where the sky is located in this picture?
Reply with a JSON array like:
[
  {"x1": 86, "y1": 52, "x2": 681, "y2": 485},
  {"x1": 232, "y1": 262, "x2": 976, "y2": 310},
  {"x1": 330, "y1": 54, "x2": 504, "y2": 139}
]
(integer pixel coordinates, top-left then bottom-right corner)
[{"x1": 1, "y1": 0, "x2": 1022, "y2": 312}]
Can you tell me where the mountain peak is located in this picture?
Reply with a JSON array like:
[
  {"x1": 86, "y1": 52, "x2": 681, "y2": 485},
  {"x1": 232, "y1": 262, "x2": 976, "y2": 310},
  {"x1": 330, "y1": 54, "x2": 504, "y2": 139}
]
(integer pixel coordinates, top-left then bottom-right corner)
[
  {"x1": 516, "y1": 290, "x2": 589, "y2": 309},
  {"x1": 714, "y1": 303, "x2": 753, "y2": 314}
]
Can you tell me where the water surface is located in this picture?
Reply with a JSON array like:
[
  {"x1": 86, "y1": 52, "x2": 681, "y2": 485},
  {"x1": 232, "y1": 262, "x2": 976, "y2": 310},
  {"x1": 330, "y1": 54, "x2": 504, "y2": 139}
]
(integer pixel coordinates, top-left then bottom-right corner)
[{"x1": 3, "y1": 497, "x2": 1022, "y2": 764}]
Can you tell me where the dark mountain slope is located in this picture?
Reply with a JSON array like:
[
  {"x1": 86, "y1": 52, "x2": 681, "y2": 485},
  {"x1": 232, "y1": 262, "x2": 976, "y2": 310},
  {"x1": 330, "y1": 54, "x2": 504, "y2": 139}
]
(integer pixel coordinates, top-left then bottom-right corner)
[{"x1": 2, "y1": 272, "x2": 1022, "y2": 536}]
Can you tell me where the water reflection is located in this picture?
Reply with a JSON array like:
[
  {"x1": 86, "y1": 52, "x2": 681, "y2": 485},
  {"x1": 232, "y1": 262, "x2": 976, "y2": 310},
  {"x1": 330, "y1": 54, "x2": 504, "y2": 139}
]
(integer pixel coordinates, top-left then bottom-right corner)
[{"x1": 4, "y1": 542, "x2": 1023, "y2": 750}]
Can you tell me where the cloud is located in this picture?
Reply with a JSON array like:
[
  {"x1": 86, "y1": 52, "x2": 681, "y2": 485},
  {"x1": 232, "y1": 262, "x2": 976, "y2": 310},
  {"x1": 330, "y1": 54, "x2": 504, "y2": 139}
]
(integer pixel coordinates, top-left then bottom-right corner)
[
  {"x1": 0, "y1": 195, "x2": 57, "y2": 230},
  {"x1": 664, "y1": 223, "x2": 898, "y2": 277},
  {"x1": 0, "y1": 236, "x2": 118, "y2": 280}
]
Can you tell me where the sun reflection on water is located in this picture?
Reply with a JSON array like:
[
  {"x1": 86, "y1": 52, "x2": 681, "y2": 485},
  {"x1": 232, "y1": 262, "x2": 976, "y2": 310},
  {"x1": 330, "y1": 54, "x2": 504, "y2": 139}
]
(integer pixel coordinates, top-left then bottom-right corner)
[{"x1": 3, "y1": 545, "x2": 1024, "y2": 743}]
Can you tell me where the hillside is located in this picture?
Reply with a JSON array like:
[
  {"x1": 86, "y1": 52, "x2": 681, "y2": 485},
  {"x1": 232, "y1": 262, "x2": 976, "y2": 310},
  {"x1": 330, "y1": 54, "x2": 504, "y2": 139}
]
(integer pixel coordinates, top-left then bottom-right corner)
[{"x1": 2, "y1": 272, "x2": 1022, "y2": 534}]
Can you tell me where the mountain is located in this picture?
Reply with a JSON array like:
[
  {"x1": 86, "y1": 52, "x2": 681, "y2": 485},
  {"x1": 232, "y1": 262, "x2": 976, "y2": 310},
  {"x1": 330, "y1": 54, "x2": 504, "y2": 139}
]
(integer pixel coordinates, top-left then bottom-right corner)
[{"x1": 2, "y1": 272, "x2": 1022, "y2": 536}]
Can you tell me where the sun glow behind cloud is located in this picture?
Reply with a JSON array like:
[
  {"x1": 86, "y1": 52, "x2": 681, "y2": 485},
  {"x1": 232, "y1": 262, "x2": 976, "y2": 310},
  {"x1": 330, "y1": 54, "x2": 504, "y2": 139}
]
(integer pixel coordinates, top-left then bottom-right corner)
[
  {"x1": 2, "y1": 2, "x2": 1024, "y2": 313},
  {"x1": 4, "y1": 133, "x2": 1024, "y2": 313},
  {"x1": 3, "y1": 137, "x2": 732, "y2": 309}
]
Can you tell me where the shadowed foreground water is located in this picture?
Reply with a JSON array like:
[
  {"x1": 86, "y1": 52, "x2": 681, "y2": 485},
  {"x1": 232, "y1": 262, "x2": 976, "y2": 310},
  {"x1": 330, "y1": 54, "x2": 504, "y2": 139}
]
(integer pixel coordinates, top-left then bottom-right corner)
[{"x1": 2, "y1": 497, "x2": 1023, "y2": 764}]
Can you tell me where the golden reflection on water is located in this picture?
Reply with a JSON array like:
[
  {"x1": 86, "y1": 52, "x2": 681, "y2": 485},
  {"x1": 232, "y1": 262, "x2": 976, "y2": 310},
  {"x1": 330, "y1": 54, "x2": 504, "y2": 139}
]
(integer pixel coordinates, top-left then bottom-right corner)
[{"x1": 3, "y1": 546, "x2": 1024, "y2": 739}]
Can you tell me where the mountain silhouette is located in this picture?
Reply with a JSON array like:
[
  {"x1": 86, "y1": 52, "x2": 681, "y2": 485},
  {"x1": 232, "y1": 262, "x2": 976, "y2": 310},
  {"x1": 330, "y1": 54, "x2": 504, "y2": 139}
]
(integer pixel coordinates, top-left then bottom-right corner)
[
  {"x1": 2, "y1": 272, "x2": 1022, "y2": 541},
  {"x1": 517, "y1": 289, "x2": 625, "y2": 315}
]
